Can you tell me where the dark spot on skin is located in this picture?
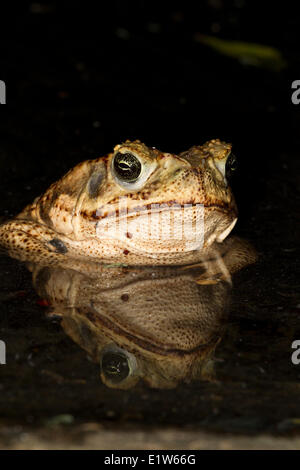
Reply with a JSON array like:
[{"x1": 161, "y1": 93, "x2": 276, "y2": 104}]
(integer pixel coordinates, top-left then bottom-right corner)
[
  {"x1": 123, "y1": 249, "x2": 129, "y2": 255},
  {"x1": 88, "y1": 171, "x2": 105, "y2": 199},
  {"x1": 48, "y1": 238, "x2": 68, "y2": 254},
  {"x1": 81, "y1": 210, "x2": 99, "y2": 220},
  {"x1": 91, "y1": 211, "x2": 98, "y2": 220},
  {"x1": 121, "y1": 294, "x2": 129, "y2": 301}
]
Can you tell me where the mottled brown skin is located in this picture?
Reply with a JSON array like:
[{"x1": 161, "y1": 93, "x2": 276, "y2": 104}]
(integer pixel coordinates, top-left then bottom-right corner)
[
  {"x1": 0, "y1": 139, "x2": 238, "y2": 265},
  {"x1": 30, "y1": 236, "x2": 257, "y2": 389}
]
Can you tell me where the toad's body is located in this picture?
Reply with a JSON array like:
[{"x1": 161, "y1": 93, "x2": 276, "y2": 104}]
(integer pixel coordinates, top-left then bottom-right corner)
[{"x1": 0, "y1": 140, "x2": 238, "y2": 265}]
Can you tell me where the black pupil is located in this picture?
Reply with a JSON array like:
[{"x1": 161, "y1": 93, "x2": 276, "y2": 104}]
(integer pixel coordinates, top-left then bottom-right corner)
[
  {"x1": 113, "y1": 152, "x2": 141, "y2": 181},
  {"x1": 101, "y1": 352, "x2": 130, "y2": 383},
  {"x1": 225, "y1": 153, "x2": 237, "y2": 179}
]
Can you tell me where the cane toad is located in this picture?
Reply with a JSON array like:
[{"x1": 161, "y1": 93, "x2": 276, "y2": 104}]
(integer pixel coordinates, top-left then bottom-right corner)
[{"x1": 0, "y1": 139, "x2": 238, "y2": 265}]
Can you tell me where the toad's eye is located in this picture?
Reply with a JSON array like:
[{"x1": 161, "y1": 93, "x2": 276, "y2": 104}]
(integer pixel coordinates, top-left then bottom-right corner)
[
  {"x1": 225, "y1": 153, "x2": 237, "y2": 180},
  {"x1": 113, "y1": 152, "x2": 142, "y2": 182},
  {"x1": 101, "y1": 351, "x2": 130, "y2": 384}
]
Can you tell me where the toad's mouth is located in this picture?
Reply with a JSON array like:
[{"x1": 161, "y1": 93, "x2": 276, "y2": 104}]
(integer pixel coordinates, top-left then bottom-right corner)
[{"x1": 88, "y1": 200, "x2": 236, "y2": 221}]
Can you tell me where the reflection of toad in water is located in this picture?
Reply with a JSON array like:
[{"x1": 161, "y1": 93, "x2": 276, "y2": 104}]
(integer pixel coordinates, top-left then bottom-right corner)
[{"x1": 29, "y1": 236, "x2": 256, "y2": 389}]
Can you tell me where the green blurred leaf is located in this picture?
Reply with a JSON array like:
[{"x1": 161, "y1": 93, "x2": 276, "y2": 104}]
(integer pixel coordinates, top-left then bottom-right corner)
[{"x1": 195, "y1": 34, "x2": 286, "y2": 71}]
